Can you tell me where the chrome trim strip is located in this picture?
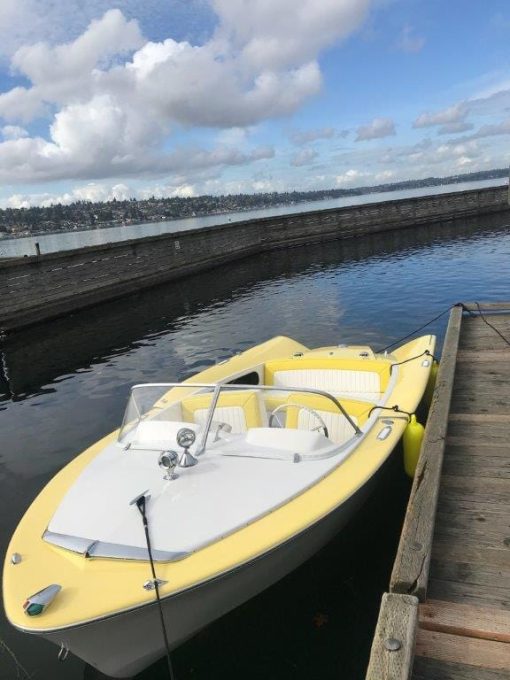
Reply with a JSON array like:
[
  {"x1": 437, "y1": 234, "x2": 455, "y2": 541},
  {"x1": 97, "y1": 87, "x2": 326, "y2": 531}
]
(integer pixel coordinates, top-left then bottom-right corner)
[{"x1": 43, "y1": 531, "x2": 188, "y2": 563}]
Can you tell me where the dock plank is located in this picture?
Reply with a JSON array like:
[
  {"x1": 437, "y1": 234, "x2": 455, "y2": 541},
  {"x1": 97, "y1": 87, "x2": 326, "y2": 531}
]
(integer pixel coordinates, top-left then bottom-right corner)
[
  {"x1": 419, "y1": 600, "x2": 510, "y2": 643},
  {"x1": 457, "y1": 349, "x2": 510, "y2": 362},
  {"x1": 427, "y1": 579, "x2": 510, "y2": 611},
  {"x1": 440, "y1": 475, "x2": 510, "y2": 503},
  {"x1": 429, "y1": 558, "x2": 510, "y2": 591},
  {"x1": 444, "y1": 440, "x2": 510, "y2": 456},
  {"x1": 431, "y1": 541, "x2": 510, "y2": 569},
  {"x1": 413, "y1": 656, "x2": 510, "y2": 680},
  {"x1": 415, "y1": 628, "x2": 510, "y2": 671},
  {"x1": 441, "y1": 456, "x2": 510, "y2": 479},
  {"x1": 444, "y1": 421, "x2": 510, "y2": 447}
]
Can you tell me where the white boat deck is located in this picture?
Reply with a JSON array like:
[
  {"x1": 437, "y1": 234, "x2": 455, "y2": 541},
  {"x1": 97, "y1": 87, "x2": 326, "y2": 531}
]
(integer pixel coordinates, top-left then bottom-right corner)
[{"x1": 45, "y1": 427, "x2": 362, "y2": 560}]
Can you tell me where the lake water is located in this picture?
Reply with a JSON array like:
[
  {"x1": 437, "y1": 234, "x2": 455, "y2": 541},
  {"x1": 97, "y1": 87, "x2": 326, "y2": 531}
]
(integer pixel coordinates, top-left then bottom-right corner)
[
  {"x1": 1, "y1": 211, "x2": 510, "y2": 680},
  {"x1": 0, "y1": 177, "x2": 507, "y2": 258}
]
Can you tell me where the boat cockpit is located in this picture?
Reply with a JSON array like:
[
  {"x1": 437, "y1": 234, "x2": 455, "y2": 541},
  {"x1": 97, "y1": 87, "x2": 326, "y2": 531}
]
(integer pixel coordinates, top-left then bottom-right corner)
[{"x1": 118, "y1": 349, "x2": 397, "y2": 463}]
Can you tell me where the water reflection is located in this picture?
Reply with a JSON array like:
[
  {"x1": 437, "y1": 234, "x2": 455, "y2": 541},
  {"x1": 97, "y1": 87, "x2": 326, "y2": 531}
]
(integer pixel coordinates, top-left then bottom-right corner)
[
  {"x1": 0, "y1": 212, "x2": 509, "y2": 680},
  {"x1": 2, "y1": 209, "x2": 509, "y2": 399}
]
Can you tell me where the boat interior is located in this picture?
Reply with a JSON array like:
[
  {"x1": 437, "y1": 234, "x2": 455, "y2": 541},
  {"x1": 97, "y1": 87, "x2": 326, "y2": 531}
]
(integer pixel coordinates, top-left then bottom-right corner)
[{"x1": 119, "y1": 346, "x2": 397, "y2": 461}]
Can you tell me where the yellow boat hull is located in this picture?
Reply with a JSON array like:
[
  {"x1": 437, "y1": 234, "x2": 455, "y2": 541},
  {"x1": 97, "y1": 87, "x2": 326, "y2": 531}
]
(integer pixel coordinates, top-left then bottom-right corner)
[{"x1": 3, "y1": 333, "x2": 435, "y2": 677}]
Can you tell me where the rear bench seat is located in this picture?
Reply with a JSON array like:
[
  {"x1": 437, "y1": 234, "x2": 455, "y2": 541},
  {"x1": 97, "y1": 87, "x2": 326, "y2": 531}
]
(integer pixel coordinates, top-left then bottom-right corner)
[{"x1": 263, "y1": 357, "x2": 390, "y2": 411}]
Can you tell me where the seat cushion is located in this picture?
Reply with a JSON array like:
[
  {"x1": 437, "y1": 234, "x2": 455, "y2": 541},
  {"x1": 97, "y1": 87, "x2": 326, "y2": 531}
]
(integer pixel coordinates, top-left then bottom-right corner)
[
  {"x1": 284, "y1": 393, "x2": 369, "y2": 445},
  {"x1": 181, "y1": 390, "x2": 267, "y2": 433},
  {"x1": 264, "y1": 358, "x2": 389, "y2": 401}
]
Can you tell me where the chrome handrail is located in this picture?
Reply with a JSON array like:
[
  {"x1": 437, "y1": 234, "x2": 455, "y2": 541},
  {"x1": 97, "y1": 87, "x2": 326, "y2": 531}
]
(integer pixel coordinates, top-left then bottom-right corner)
[{"x1": 129, "y1": 382, "x2": 362, "y2": 452}]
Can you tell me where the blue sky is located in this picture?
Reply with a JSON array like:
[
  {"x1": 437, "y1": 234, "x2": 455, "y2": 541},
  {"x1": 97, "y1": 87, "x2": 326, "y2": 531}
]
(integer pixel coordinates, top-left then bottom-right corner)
[{"x1": 0, "y1": 0, "x2": 509, "y2": 207}]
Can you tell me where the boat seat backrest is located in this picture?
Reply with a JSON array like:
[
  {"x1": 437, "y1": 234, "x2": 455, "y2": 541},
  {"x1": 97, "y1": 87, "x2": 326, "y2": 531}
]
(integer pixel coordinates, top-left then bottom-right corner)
[
  {"x1": 295, "y1": 408, "x2": 358, "y2": 446},
  {"x1": 264, "y1": 359, "x2": 386, "y2": 402},
  {"x1": 284, "y1": 393, "x2": 366, "y2": 446},
  {"x1": 181, "y1": 390, "x2": 268, "y2": 434}
]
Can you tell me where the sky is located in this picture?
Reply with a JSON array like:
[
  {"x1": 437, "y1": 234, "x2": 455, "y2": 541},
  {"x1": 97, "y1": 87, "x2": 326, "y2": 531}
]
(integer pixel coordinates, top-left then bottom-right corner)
[{"x1": 0, "y1": 0, "x2": 509, "y2": 208}]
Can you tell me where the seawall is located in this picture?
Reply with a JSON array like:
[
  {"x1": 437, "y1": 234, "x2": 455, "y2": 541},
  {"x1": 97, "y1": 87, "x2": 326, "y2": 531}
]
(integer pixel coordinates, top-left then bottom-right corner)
[{"x1": 1, "y1": 185, "x2": 509, "y2": 333}]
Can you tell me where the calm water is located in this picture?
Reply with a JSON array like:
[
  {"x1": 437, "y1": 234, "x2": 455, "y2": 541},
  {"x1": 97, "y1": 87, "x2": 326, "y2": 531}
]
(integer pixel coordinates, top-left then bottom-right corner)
[
  {"x1": 0, "y1": 177, "x2": 506, "y2": 258},
  {"x1": 1, "y1": 212, "x2": 510, "y2": 680}
]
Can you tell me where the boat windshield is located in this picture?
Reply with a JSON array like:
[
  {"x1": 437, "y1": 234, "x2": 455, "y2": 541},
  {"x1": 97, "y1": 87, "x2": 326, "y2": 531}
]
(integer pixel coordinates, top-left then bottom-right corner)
[{"x1": 118, "y1": 382, "x2": 361, "y2": 454}]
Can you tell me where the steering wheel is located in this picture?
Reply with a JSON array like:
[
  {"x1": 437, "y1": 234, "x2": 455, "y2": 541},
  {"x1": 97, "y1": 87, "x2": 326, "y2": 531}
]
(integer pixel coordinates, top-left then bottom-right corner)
[{"x1": 268, "y1": 403, "x2": 329, "y2": 438}]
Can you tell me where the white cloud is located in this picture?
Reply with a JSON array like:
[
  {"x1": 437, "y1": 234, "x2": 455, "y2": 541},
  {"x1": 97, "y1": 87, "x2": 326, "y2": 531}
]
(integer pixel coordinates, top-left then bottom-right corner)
[
  {"x1": 375, "y1": 169, "x2": 395, "y2": 182},
  {"x1": 0, "y1": 0, "x2": 209, "y2": 58},
  {"x1": 468, "y1": 117, "x2": 510, "y2": 140},
  {"x1": 0, "y1": 182, "x2": 133, "y2": 208},
  {"x1": 413, "y1": 103, "x2": 467, "y2": 128},
  {"x1": 0, "y1": 118, "x2": 275, "y2": 183},
  {"x1": 213, "y1": 0, "x2": 370, "y2": 70},
  {"x1": 139, "y1": 182, "x2": 196, "y2": 199},
  {"x1": 396, "y1": 25, "x2": 425, "y2": 53},
  {"x1": 356, "y1": 117, "x2": 395, "y2": 141},
  {"x1": 0, "y1": 2, "x2": 372, "y2": 184},
  {"x1": 335, "y1": 169, "x2": 369, "y2": 186},
  {"x1": 290, "y1": 147, "x2": 319, "y2": 166},
  {"x1": 289, "y1": 127, "x2": 337, "y2": 145},
  {"x1": 437, "y1": 121, "x2": 474, "y2": 135},
  {"x1": 11, "y1": 9, "x2": 144, "y2": 84}
]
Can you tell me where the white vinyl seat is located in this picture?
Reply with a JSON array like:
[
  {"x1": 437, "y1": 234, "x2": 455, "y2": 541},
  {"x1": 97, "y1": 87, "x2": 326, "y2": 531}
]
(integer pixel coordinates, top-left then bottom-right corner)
[
  {"x1": 181, "y1": 390, "x2": 268, "y2": 434},
  {"x1": 270, "y1": 368, "x2": 381, "y2": 402},
  {"x1": 283, "y1": 393, "x2": 368, "y2": 446}
]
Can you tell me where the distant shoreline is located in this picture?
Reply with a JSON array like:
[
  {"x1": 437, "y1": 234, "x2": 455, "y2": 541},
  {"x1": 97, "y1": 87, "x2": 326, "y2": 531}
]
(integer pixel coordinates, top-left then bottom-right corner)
[{"x1": 1, "y1": 171, "x2": 508, "y2": 246}]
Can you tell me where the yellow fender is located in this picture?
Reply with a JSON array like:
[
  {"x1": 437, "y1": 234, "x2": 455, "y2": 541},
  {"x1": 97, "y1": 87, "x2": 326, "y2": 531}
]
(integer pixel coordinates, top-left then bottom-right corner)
[{"x1": 403, "y1": 414, "x2": 425, "y2": 478}]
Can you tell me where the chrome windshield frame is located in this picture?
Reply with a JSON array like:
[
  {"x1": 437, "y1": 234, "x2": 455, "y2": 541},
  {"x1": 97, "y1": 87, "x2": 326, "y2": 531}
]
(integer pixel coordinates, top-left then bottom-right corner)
[{"x1": 128, "y1": 382, "x2": 362, "y2": 454}]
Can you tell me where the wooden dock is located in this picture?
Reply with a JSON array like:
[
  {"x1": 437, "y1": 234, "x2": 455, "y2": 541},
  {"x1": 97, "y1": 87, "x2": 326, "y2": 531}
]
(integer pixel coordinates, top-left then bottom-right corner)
[{"x1": 366, "y1": 302, "x2": 510, "y2": 680}]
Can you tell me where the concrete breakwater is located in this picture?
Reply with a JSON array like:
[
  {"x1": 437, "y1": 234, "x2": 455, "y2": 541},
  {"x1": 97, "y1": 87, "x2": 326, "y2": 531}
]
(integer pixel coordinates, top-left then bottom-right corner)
[{"x1": 1, "y1": 185, "x2": 509, "y2": 333}]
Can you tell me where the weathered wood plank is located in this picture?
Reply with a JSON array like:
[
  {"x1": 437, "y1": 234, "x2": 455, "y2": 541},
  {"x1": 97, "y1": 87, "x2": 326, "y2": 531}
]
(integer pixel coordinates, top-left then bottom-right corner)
[
  {"x1": 446, "y1": 434, "x2": 508, "y2": 455},
  {"x1": 427, "y1": 579, "x2": 510, "y2": 611},
  {"x1": 459, "y1": 325, "x2": 510, "y2": 350},
  {"x1": 440, "y1": 475, "x2": 510, "y2": 503},
  {"x1": 465, "y1": 313, "x2": 510, "y2": 334},
  {"x1": 437, "y1": 493, "x2": 510, "y2": 516},
  {"x1": 415, "y1": 628, "x2": 510, "y2": 671},
  {"x1": 432, "y1": 540, "x2": 510, "y2": 570},
  {"x1": 390, "y1": 305, "x2": 463, "y2": 600},
  {"x1": 441, "y1": 457, "x2": 510, "y2": 479},
  {"x1": 462, "y1": 302, "x2": 510, "y2": 311},
  {"x1": 449, "y1": 414, "x2": 510, "y2": 424},
  {"x1": 434, "y1": 508, "x2": 510, "y2": 544},
  {"x1": 365, "y1": 593, "x2": 418, "y2": 680},
  {"x1": 443, "y1": 442, "x2": 510, "y2": 459},
  {"x1": 429, "y1": 558, "x2": 510, "y2": 591},
  {"x1": 432, "y1": 524, "x2": 510, "y2": 551},
  {"x1": 444, "y1": 421, "x2": 510, "y2": 447},
  {"x1": 457, "y1": 350, "x2": 510, "y2": 362},
  {"x1": 413, "y1": 656, "x2": 510, "y2": 680},
  {"x1": 419, "y1": 600, "x2": 510, "y2": 643}
]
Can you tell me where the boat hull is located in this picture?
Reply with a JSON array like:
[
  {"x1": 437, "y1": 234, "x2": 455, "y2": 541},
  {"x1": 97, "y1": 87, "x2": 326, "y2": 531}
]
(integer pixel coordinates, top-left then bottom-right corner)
[{"x1": 37, "y1": 474, "x2": 376, "y2": 678}]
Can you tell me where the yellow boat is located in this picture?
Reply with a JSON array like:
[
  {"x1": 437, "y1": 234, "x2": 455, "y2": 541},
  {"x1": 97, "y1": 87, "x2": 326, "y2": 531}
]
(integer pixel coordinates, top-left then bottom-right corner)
[{"x1": 3, "y1": 334, "x2": 435, "y2": 677}]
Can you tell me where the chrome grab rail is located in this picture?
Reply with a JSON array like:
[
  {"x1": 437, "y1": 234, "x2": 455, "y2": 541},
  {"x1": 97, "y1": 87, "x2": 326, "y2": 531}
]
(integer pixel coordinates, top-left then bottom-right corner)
[{"x1": 129, "y1": 382, "x2": 362, "y2": 454}]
